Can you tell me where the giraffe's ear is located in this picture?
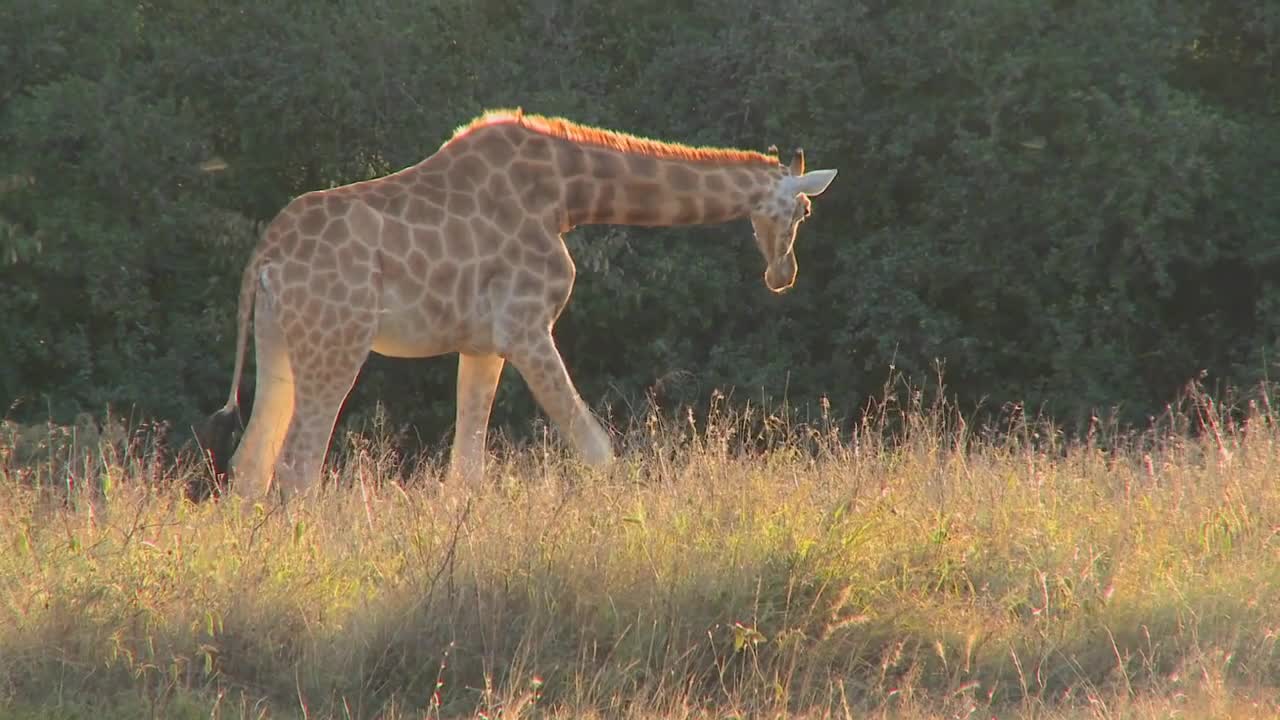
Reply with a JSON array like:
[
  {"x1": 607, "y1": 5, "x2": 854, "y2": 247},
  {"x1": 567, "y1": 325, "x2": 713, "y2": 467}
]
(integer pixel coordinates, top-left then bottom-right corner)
[
  {"x1": 785, "y1": 169, "x2": 837, "y2": 197},
  {"x1": 790, "y1": 148, "x2": 805, "y2": 176}
]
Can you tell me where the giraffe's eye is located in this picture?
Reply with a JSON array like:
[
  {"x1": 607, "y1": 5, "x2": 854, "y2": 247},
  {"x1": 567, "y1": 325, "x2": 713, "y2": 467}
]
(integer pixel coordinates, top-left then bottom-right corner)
[{"x1": 794, "y1": 198, "x2": 811, "y2": 222}]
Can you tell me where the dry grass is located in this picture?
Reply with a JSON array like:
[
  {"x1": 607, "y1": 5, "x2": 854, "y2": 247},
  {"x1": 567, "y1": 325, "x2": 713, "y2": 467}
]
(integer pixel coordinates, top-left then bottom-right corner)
[{"x1": 2, "y1": 382, "x2": 1278, "y2": 719}]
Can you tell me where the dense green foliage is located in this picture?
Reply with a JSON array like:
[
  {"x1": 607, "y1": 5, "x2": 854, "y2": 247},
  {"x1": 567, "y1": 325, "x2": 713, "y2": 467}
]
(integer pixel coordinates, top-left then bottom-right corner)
[{"x1": 3, "y1": 1, "x2": 1278, "y2": 445}]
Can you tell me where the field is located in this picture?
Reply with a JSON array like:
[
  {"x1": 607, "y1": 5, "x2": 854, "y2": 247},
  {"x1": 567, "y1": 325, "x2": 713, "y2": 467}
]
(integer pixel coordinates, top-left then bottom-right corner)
[{"x1": 2, "y1": 385, "x2": 1279, "y2": 719}]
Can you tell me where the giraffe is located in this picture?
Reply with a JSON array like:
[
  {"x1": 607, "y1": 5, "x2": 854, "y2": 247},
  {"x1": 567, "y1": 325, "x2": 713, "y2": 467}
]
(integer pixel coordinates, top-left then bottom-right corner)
[{"x1": 197, "y1": 109, "x2": 837, "y2": 501}]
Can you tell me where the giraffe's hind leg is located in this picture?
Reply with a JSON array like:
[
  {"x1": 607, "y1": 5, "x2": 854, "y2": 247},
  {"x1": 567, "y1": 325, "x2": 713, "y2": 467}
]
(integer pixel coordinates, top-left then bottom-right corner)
[
  {"x1": 228, "y1": 285, "x2": 295, "y2": 501},
  {"x1": 271, "y1": 295, "x2": 377, "y2": 502}
]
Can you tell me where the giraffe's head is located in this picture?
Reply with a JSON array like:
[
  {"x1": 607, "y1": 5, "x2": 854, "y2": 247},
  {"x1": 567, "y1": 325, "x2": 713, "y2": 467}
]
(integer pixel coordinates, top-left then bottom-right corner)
[{"x1": 750, "y1": 149, "x2": 837, "y2": 293}]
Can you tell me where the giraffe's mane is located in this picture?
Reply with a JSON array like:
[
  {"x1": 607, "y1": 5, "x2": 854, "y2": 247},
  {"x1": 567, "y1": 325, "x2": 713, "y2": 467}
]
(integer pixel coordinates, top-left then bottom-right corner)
[{"x1": 451, "y1": 109, "x2": 780, "y2": 167}]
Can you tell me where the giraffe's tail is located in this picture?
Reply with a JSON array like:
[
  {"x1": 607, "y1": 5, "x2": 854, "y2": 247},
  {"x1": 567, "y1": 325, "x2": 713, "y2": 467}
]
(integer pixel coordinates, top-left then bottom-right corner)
[
  {"x1": 194, "y1": 249, "x2": 264, "y2": 487},
  {"x1": 222, "y1": 249, "x2": 263, "y2": 413}
]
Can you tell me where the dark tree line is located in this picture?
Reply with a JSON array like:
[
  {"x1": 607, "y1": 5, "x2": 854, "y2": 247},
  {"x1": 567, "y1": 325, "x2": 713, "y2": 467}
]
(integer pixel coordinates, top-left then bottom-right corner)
[{"x1": 2, "y1": 0, "x2": 1277, "y2": 449}]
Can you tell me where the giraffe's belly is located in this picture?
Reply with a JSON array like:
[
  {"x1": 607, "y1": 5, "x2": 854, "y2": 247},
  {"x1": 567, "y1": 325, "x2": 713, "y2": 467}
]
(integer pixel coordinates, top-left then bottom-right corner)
[{"x1": 370, "y1": 284, "x2": 495, "y2": 358}]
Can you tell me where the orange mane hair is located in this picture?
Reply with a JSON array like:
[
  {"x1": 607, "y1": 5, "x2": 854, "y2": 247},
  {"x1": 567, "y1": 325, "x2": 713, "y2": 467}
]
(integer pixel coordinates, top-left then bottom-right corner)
[{"x1": 450, "y1": 108, "x2": 780, "y2": 166}]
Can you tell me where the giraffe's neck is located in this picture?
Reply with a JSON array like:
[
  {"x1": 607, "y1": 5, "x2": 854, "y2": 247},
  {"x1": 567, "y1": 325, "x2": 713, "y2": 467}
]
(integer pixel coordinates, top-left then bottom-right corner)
[
  {"x1": 554, "y1": 141, "x2": 780, "y2": 230},
  {"x1": 448, "y1": 120, "x2": 782, "y2": 232}
]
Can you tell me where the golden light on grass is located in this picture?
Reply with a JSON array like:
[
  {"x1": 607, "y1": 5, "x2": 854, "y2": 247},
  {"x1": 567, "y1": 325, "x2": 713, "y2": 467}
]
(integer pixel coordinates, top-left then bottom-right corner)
[{"x1": 1, "y1": 380, "x2": 1278, "y2": 719}]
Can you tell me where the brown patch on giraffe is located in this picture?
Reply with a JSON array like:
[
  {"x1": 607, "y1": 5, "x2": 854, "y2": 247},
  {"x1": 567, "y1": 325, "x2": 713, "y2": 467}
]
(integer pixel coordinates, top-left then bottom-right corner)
[
  {"x1": 280, "y1": 321, "x2": 304, "y2": 348},
  {"x1": 278, "y1": 230, "x2": 300, "y2": 255},
  {"x1": 703, "y1": 197, "x2": 728, "y2": 222},
  {"x1": 704, "y1": 173, "x2": 728, "y2": 193},
  {"x1": 383, "y1": 220, "x2": 410, "y2": 256},
  {"x1": 283, "y1": 260, "x2": 308, "y2": 286},
  {"x1": 493, "y1": 197, "x2": 522, "y2": 234},
  {"x1": 313, "y1": 249, "x2": 338, "y2": 272},
  {"x1": 537, "y1": 209, "x2": 562, "y2": 232},
  {"x1": 348, "y1": 238, "x2": 371, "y2": 263},
  {"x1": 335, "y1": 244, "x2": 355, "y2": 268},
  {"x1": 564, "y1": 179, "x2": 591, "y2": 217},
  {"x1": 518, "y1": 219, "x2": 556, "y2": 256},
  {"x1": 588, "y1": 150, "x2": 625, "y2": 179},
  {"x1": 729, "y1": 168, "x2": 756, "y2": 191},
  {"x1": 349, "y1": 286, "x2": 374, "y2": 308},
  {"x1": 554, "y1": 143, "x2": 588, "y2": 177},
  {"x1": 428, "y1": 261, "x2": 460, "y2": 295},
  {"x1": 452, "y1": 155, "x2": 489, "y2": 190},
  {"x1": 523, "y1": 175, "x2": 560, "y2": 208},
  {"x1": 595, "y1": 183, "x2": 617, "y2": 219},
  {"x1": 376, "y1": 257, "x2": 403, "y2": 284},
  {"x1": 523, "y1": 136, "x2": 553, "y2": 162},
  {"x1": 406, "y1": 249, "x2": 429, "y2": 277},
  {"x1": 358, "y1": 188, "x2": 386, "y2": 210},
  {"x1": 472, "y1": 219, "x2": 502, "y2": 256},
  {"x1": 324, "y1": 193, "x2": 349, "y2": 214},
  {"x1": 405, "y1": 198, "x2": 444, "y2": 227},
  {"x1": 423, "y1": 185, "x2": 450, "y2": 210},
  {"x1": 486, "y1": 173, "x2": 514, "y2": 198},
  {"x1": 623, "y1": 206, "x2": 662, "y2": 225},
  {"x1": 623, "y1": 181, "x2": 662, "y2": 207},
  {"x1": 368, "y1": 180, "x2": 397, "y2": 199},
  {"x1": 500, "y1": 238, "x2": 523, "y2": 266},
  {"x1": 421, "y1": 294, "x2": 445, "y2": 322},
  {"x1": 482, "y1": 252, "x2": 508, "y2": 277},
  {"x1": 299, "y1": 208, "x2": 327, "y2": 235},
  {"x1": 302, "y1": 295, "x2": 324, "y2": 320},
  {"x1": 626, "y1": 154, "x2": 659, "y2": 179},
  {"x1": 312, "y1": 274, "x2": 332, "y2": 297},
  {"x1": 448, "y1": 191, "x2": 477, "y2": 217},
  {"x1": 295, "y1": 235, "x2": 318, "y2": 260},
  {"x1": 444, "y1": 217, "x2": 469, "y2": 251},
  {"x1": 385, "y1": 193, "x2": 410, "y2": 218},
  {"x1": 508, "y1": 160, "x2": 538, "y2": 188},
  {"x1": 416, "y1": 228, "x2": 444, "y2": 261},
  {"x1": 509, "y1": 161, "x2": 559, "y2": 208},
  {"x1": 543, "y1": 253, "x2": 574, "y2": 285},
  {"x1": 505, "y1": 299, "x2": 541, "y2": 324},
  {"x1": 457, "y1": 264, "x2": 476, "y2": 307},
  {"x1": 327, "y1": 281, "x2": 351, "y2": 303},
  {"x1": 340, "y1": 258, "x2": 368, "y2": 286},
  {"x1": 471, "y1": 131, "x2": 515, "y2": 167},
  {"x1": 513, "y1": 269, "x2": 543, "y2": 298},
  {"x1": 321, "y1": 218, "x2": 349, "y2": 245},
  {"x1": 676, "y1": 196, "x2": 700, "y2": 223},
  {"x1": 473, "y1": 182, "x2": 497, "y2": 213},
  {"x1": 666, "y1": 164, "x2": 700, "y2": 192},
  {"x1": 321, "y1": 304, "x2": 340, "y2": 330}
]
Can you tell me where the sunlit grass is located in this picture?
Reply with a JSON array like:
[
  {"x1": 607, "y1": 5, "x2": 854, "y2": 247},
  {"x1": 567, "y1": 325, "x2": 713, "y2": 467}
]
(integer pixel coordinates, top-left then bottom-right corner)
[{"x1": 1, "y1": 381, "x2": 1278, "y2": 719}]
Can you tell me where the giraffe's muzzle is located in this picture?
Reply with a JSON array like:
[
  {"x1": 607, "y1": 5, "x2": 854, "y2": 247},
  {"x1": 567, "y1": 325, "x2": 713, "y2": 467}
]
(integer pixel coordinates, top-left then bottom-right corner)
[{"x1": 764, "y1": 252, "x2": 798, "y2": 293}]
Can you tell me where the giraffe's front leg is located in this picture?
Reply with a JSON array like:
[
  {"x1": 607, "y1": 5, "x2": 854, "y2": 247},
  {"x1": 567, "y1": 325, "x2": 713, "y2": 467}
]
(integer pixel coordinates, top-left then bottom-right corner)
[
  {"x1": 506, "y1": 330, "x2": 614, "y2": 470},
  {"x1": 448, "y1": 352, "x2": 506, "y2": 484}
]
